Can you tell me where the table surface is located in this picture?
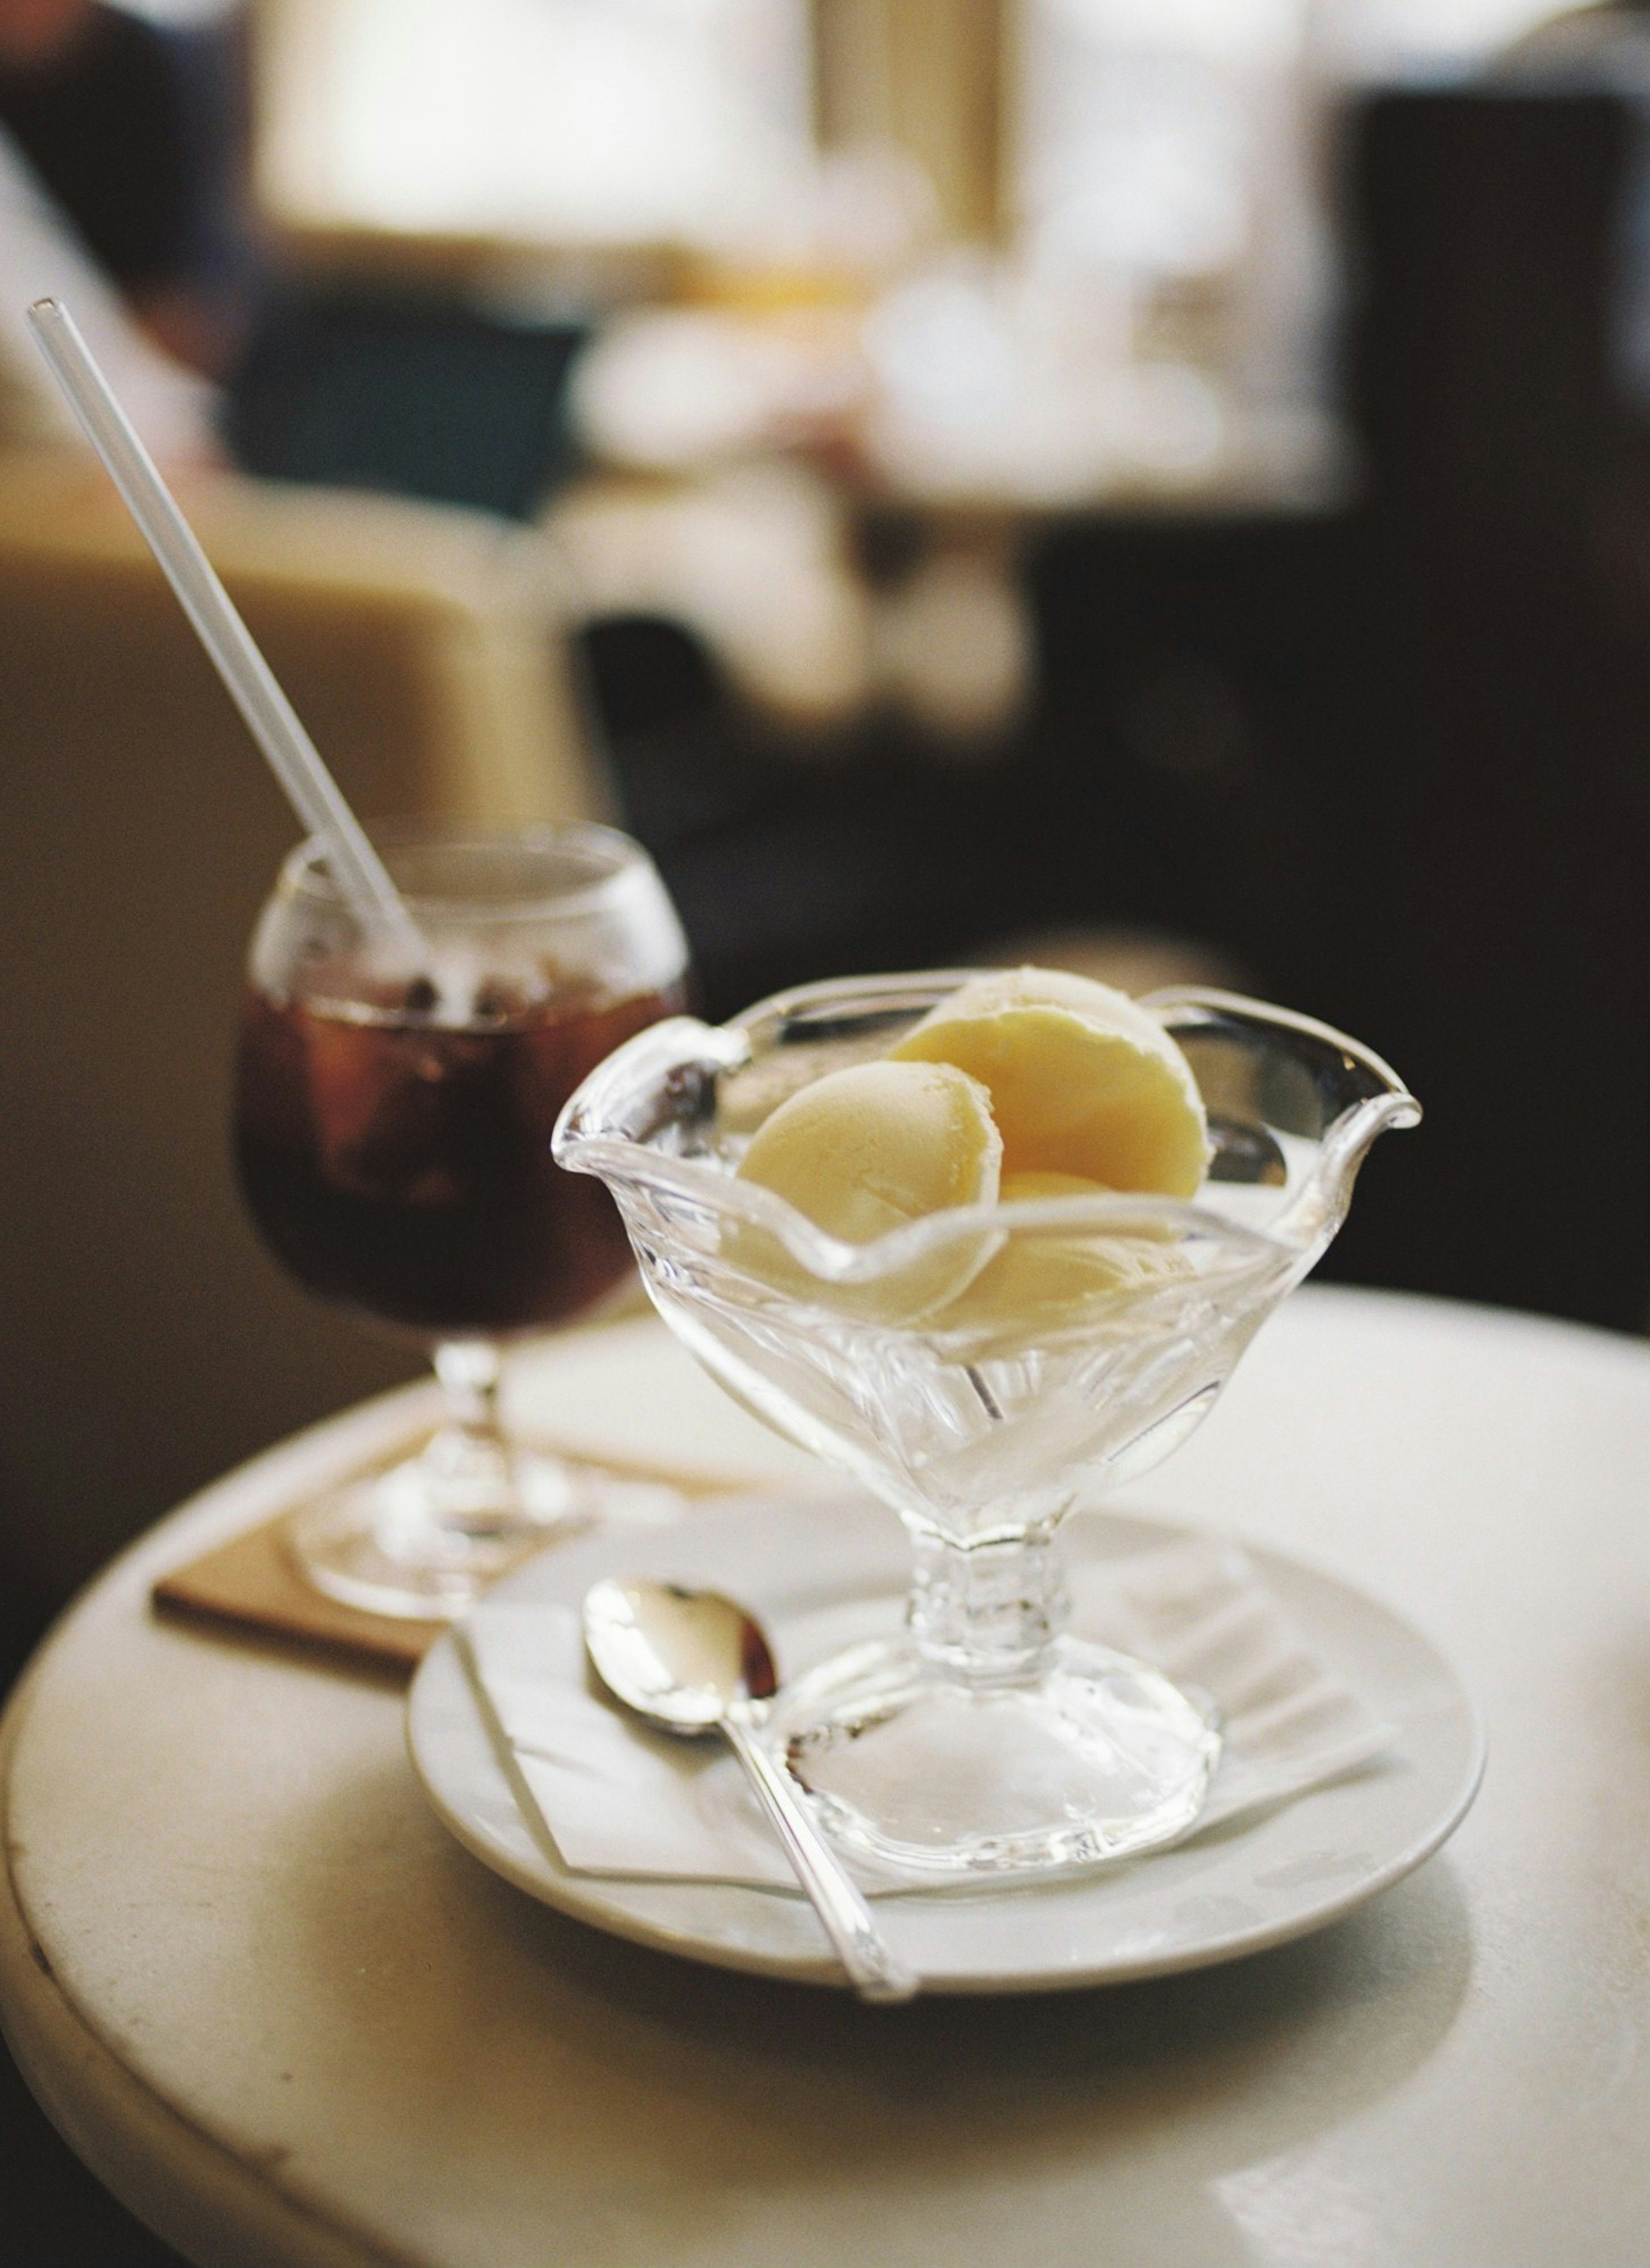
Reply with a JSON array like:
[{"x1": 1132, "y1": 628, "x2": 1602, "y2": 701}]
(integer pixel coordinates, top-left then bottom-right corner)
[{"x1": 2, "y1": 1286, "x2": 1646, "y2": 2268}]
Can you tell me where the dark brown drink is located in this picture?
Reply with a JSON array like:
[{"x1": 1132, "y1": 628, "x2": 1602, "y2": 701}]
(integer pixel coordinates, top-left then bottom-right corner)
[{"x1": 235, "y1": 975, "x2": 682, "y2": 1338}]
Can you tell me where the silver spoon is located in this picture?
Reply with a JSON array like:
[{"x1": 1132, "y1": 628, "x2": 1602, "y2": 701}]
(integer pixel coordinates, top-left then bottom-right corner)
[{"x1": 582, "y1": 1577, "x2": 919, "y2": 2004}]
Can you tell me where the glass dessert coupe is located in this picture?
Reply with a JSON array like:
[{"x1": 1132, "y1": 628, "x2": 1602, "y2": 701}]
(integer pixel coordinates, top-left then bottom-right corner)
[
  {"x1": 235, "y1": 822, "x2": 689, "y2": 1618},
  {"x1": 554, "y1": 972, "x2": 1419, "y2": 1881}
]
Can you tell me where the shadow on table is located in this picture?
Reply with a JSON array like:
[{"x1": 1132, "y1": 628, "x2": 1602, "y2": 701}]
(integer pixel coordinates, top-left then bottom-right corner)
[
  {"x1": 2, "y1": 1565, "x2": 191, "y2": 2265},
  {"x1": 2, "y1": 1638, "x2": 1471, "y2": 2268},
  {"x1": 398, "y1": 1803, "x2": 1474, "y2": 2267},
  {"x1": 0, "y1": 2042, "x2": 190, "y2": 2268},
  {"x1": 535, "y1": 1867, "x2": 1472, "y2": 2256}
]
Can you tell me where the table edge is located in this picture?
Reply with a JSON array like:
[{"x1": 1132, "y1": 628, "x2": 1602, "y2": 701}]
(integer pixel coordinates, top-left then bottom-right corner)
[{"x1": 0, "y1": 1667, "x2": 400, "y2": 2268}]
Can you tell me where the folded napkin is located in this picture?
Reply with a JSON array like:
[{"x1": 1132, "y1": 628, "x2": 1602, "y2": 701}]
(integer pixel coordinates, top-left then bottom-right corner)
[{"x1": 459, "y1": 1535, "x2": 1396, "y2": 1896}]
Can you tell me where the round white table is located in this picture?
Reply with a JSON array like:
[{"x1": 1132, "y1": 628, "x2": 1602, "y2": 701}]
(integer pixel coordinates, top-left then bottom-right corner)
[{"x1": 3, "y1": 1287, "x2": 1645, "y2": 2268}]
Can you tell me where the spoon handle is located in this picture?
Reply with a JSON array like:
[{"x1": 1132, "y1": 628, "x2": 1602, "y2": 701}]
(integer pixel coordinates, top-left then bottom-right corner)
[{"x1": 721, "y1": 1719, "x2": 919, "y2": 2003}]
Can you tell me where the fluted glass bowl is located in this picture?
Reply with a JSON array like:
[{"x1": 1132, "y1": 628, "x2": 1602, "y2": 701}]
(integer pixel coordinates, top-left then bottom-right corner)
[{"x1": 554, "y1": 974, "x2": 1419, "y2": 1880}]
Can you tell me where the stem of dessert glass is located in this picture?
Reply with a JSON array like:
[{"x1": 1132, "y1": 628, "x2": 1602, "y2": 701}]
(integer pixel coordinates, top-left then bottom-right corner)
[
  {"x1": 428, "y1": 1340, "x2": 516, "y2": 1535},
  {"x1": 905, "y1": 1520, "x2": 1071, "y2": 1685}
]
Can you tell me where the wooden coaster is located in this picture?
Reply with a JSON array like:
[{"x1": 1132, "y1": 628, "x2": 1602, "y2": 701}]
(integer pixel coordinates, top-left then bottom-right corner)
[
  {"x1": 154, "y1": 1512, "x2": 441, "y2": 1674},
  {"x1": 153, "y1": 1451, "x2": 741, "y2": 1679}
]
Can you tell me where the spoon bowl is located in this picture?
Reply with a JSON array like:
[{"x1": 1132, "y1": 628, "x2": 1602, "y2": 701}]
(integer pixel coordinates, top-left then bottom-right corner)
[
  {"x1": 583, "y1": 1579, "x2": 777, "y2": 1730},
  {"x1": 582, "y1": 1577, "x2": 918, "y2": 2003}
]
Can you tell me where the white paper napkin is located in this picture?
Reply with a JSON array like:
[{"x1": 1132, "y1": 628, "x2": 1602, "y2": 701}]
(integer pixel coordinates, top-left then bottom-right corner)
[{"x1": 459, "y1": 1535, "x2": 1397, "y2": 1896}]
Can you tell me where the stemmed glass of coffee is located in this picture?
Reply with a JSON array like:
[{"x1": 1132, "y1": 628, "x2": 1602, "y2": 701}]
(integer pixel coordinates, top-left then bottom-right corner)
[{"x1": 234, "y1": 822, "x2": 690, "y2": 1618}]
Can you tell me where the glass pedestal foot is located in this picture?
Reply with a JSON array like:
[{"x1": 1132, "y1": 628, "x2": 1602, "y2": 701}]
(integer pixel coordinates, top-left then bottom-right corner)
[
  {"x1": 288, "y1": 1426, "x2": 680, "y2": 1619},
  {"x1": 767, "y1": 1635, "x2": 1222, "y2": 1879},
  {"x1": 287, "y1": 1428, "x2": 588, "y2": 1618}
]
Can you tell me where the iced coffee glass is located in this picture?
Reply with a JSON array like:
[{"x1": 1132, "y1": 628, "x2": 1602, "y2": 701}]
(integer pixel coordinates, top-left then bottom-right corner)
[
  {"x1": 555, "y1": 974, "x2": 1418, "y2": 1880},
  {"x1": 235, "y1": 823, "x2": 689, "y2": 1618}
]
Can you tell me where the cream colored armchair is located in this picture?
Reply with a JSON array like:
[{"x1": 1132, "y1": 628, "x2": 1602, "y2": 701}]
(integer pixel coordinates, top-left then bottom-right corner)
[{"x1": 0, "y1": 449, "x2": 610, "y2": 1603}]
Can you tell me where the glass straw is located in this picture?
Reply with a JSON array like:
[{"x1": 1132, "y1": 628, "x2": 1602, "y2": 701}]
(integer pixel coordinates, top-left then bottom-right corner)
[{"x1": 27, "y1": 295, "x2": 424, "y2": 961}]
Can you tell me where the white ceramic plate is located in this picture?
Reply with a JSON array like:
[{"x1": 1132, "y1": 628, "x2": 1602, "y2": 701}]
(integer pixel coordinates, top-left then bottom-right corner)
[{"x1": 407, "y1": 1496, "x2": 1484, "y2": 1994}]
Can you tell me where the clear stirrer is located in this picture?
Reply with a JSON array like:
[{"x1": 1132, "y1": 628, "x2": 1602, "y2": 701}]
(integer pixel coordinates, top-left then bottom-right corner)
[{"x1": 27, "y1": 295, "x2": 425, "y2": 962}]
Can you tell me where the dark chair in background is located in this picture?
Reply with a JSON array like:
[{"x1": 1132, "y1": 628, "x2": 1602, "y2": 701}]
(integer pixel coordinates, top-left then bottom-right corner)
[
  {"x1": 1016, "y1": 512, "x2": 1345, "y2": 1004},
  {"x1": 1326, "y1": 89, "x2": 1648, "y2": 1331},
  {"x1": 1005, "y1": 89, "x2": 1647, "y2": 1333},
  {"x1": 579, "y1": 609, "x2": 1041, "y2": 1021}
]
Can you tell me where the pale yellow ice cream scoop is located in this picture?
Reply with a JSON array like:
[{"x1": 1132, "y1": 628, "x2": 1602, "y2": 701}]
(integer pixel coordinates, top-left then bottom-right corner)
[
  {"x1": 889, "y1": 967, "x2": 1210, "y2": 1197},
  {"x1": 730, "y1": 1058, "x2": 1003, "y2": 1318},
  {"x1": 935, "y1": 1169, "x2": 1192, "y2": 1344},
  {"x1": 736, "y1": 1059, "x2": 1001, "y2": 1240}
]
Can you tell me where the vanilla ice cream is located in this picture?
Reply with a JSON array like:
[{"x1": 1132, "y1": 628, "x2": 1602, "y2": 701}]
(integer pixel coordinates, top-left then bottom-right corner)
[
  {"x1": 731, "y1": 1058, "x2": 1002, "y2": 1318},
  {"x1": 935, "y1": 1169, "x2": 1192, "y2": 1341},
  {"x1": 725, "y1": 970, "x2": 1208, "y2": 1329},
  {"x1": 889, "y1": 967, "x2": 1210, "y2": 1198}
]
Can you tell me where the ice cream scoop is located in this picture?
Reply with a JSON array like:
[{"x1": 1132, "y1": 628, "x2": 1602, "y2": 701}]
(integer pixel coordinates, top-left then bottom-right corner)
[
  {"x1": 736, "y1": 1058, "x2": 1002, "y2": 1240},
  {"x1": 934, "y1": 1169, "x2": 1191, "y2": 1343},
  {"x1": 889, "y1": 968, "x2": 1210, "y2": 1198},
  {"x1": 731, "y1": 1058, "x2": 1002, "y2": 1319}
]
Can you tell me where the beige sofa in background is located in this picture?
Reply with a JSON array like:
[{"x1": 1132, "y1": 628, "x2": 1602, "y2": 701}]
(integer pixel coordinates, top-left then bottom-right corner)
[{"x1": 0, "y1": 449, "x2": 611, "y2": 1604}]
